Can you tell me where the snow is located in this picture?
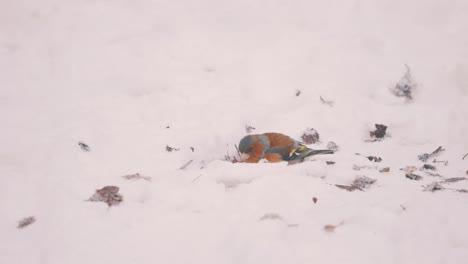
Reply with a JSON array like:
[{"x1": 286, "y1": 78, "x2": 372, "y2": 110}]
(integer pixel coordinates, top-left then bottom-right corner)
[{"x1": 1, "y1": 0, "x2": 468, "y2": 263}]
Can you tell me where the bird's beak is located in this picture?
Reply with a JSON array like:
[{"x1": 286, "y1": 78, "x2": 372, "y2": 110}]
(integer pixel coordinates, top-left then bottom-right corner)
[{"x1": 240, "y1": 153, "x2": 250, "y2": 162}]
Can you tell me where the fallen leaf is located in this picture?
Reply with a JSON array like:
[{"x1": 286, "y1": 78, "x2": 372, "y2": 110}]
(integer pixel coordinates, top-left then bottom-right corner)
[
  {"x1": 401, "y1": 166, "x2": 418, "y2": 173},
  {"x1": 88, "y1": 186, "x2": 123, "y2": 207},
  {"x1": 122, "y1": 173, "x2": 151, "y2": 181},
  {"x1": 379, "y1": 167, "x2": 390, "y2": 172},
  {"x1": 406, "y1": 173, "x2": 423, "y2": 181},
  {"x1": 259, "y1": 213, "x2": 283, "y2": 221},
  {"x1": 78, "y1": 141, "x2": 90, "y2": 152},
  {"x1": 423, "y1": 182, "x2": 444, "y2": 192},
  {"x1": 351, "y1": 176, "x2": 377, "y2": 189},
  {"x1": 17, "y1": 216, "x2": 36, "y2": 229},
  {"x1": 324, "y1": 225, "x2": 336, "y2": 233},
  {"x1": 443, "y1": 177, "x2": 467, "y2": 183}
]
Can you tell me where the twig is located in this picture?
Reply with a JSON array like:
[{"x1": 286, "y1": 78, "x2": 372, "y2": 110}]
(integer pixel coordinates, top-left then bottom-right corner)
[
  {"x1": 355, "y1": 153, "x2": 382, "y2": 162},
  {"x1": 122, "y1": 173, "x2": 151, "y2": 181},
  {"x1": 225, "y1": 145, "x2": 240, "y2": 163},
  {"x1": 166, "y1": 145, "x2": 179, "y2": 152},
  {"x1": 433, "y1": 159, "x2": 448, "y2": 166},
  {"x1": 430, "y1": 146, "x2": 445, "y2": 156},
  {"x1": 418, "y1": 146, "x2": 445, "y2": 162},
  {"x1": 245, "y1": 125, "x2": 256, "y2": 134},
  {"x1": 191, "y1": 175, "x2": 202, "y2": 182},
  {"x1": 441, "y1": 177, "x2": 467, "y2": 184},
  {"x1": 320, "y1": 96, "x2": 334, "y2": 107},
  {"x1": 406, "y1": 173, "x2": 423, "y2": 181},
  {"x1": 179, "y1": 160, "x2": 193, "y2": 170},
  {"x1": 335, "y1": 184, "x2": 362, "y2": 192},
  {"x1": 235, "y1": 144, "x2": 241, "y2": 156},
  {"x1": 463, "y1": 153, "x2": 468, "y2": 160}
]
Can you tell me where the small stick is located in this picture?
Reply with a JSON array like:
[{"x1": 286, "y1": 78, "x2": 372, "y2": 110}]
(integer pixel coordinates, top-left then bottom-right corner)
[
  {"x1": 191, "y1": 175, "x2": 202, "y2": 182},
  {"x1": 320, "y1": 96, "x2": 334, "y2": 106},
  {"x1": 179, "y1": 160, "x2": 193, "y2": 170},
  {"x1": 433, "y1": 159, "x2": 448, "y2": 166},
  {"x1": 431, "y1": 146, "x2": 444, "y2": 156},
  {"x1": 463, "y1": 153, "x2": 468, "y2": 160},
  {"x1": 235, "y1": 144, "x2": 241, "y2": 156}
]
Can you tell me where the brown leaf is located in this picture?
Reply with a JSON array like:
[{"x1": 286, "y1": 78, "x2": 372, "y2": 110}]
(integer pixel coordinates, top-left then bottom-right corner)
[
  {"x1": 335, "y1": 184, "x2": 362, "y2": 192},
  {"x1": 379, "y1": 167, "x2": 390, "y2": 173},
  {"x1": 401, "y1": 166, "x2": 418, "y2": 173},
  {"x1": 312, "y1": 197, "x2": 318, "y2": 204},
  {"x1": 351, "y1": 176, "x2": 377, "y2": 189},
  {"x1": 17, "y1": 216, "x2": 36, "y2": 229},
  {"x1": 122, "y1": 173, "x2": 151, "y2": 181},
  {"x1": 324, "y1": 225, "x2": 336, "y2": 233},
  {"x1": 406, "y1": 173, "x2": 423, "y2": 181},
  {"x1": 259, "y1": 213, "x2": 283, "y2": 221},
  {"x1": 88, "y1": 186, "x2": 123, "y2": 207}
]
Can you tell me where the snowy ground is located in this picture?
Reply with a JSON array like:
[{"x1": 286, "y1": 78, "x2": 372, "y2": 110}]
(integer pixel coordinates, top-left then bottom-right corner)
[{"x1": 2, "y1": 0, "x2": 468, "y2": 263}]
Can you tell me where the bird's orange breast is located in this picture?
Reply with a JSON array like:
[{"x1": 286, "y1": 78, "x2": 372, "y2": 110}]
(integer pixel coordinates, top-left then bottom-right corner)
[{"x1": 244, "y1": 142, "x2": 265, "y2": 163}]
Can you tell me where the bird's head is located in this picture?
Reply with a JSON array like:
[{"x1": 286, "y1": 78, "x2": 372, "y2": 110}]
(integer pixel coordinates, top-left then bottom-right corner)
[{"x1": 238, "y1": 134, "x2": 269, "y2": 162}]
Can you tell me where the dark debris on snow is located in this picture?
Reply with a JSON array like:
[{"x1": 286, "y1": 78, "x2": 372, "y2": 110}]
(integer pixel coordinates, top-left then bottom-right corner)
[
  {"x1": 88, "y1": 186, "x2": 123, "y2": 207},
  {"x1": 17, "y1": 216, "x2": 36, "y2": 229}
]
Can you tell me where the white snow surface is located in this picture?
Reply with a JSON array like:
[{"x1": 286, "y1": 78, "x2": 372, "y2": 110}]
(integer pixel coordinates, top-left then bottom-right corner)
[{"x1": 2, "y1": 0, "x2": 468, "y2": 263}]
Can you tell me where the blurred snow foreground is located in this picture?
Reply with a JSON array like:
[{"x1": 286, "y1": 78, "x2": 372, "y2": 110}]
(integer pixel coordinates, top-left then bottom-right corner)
[{"x1": 1, "y1": 0, "x2": 468, "y2": 264}]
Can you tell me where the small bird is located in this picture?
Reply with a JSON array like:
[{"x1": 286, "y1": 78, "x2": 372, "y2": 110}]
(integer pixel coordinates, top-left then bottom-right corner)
[{"x1": 238, "y1": 132, "x2": 334, "y2": 164}]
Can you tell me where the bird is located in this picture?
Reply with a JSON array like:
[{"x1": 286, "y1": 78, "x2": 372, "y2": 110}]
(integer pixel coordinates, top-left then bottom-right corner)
[{"x1": 238, "y1": 132, "x2": 334, "y2": 164}]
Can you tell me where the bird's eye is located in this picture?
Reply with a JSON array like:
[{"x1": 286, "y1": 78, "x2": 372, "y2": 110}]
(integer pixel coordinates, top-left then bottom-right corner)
[{"x1": 246, "y1": 147, "x2": 253, "y2": 153}]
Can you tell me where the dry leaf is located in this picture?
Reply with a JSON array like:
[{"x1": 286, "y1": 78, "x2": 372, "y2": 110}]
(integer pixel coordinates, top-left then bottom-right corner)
[
  {"x1": 443, "y1": 177, "x2": 467, "y2": 183},
  {"x1": 324, "y1": 225, "x2": 336, "y2": 233},
  {"x1": 324, "y1": 221, "x2": 344, "y2": 233},
  {"x1": 423, "y1": 182, "x2": 444, "y2": 192},
  {"x1": 406, "y1": 173, "x2": 423, "y2": 181},
  {"x1": 122, "y1": 173, "x2": 151, "y2": 181},
  {"x1": 78, "y1": 141, "x2": 90, "y2": 152},
  {"x1": 379, "y1": 167, "x2": 390, "y2": 173},
  {"x1": 17, "y1": 216, "x2": 36, "y2": 229},
  {"x1": 259, "y1": 213, "x2": 283, "y2": 221},
  {"x1": 88, "y1": 186, "x2": 123, "y2": 207},
  {"x1": 401, "y1": 166, "x2": 418, "y2": 173},
  {"x1": 351, "y1": 176, "x2": 377, "y2": 189},
  {"x1": 312, "y1": 197, "x2": 318, "y2": 204},
  {"x1": 166, "y1": 145, "x2": 179, "y2": 152}
]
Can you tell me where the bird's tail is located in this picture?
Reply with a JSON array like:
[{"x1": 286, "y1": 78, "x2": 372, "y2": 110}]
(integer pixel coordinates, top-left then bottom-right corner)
[
  {"x1": 289, "y1": 146, "x2": 334, "y2": 162},
  {"x1": 303, "y1": 149, "x2": 334, "y2": 157}
]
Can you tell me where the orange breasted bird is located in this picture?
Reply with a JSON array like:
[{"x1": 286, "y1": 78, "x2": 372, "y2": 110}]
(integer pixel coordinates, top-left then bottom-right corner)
[{"x1": 238, "y1": 132, "x2": 334, "y2": 164}]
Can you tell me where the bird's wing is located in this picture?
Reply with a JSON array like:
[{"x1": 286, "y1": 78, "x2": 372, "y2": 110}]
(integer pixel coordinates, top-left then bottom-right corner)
[
  {"x1": 288, "y1": 146, "x2": 334, "y2": 161},
  {"x1": 264, "y1": 146, "x2": 295, "y2": 161},
  {"x1": 265, "y1": 144, "x2": 312, "y2": 161}
]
